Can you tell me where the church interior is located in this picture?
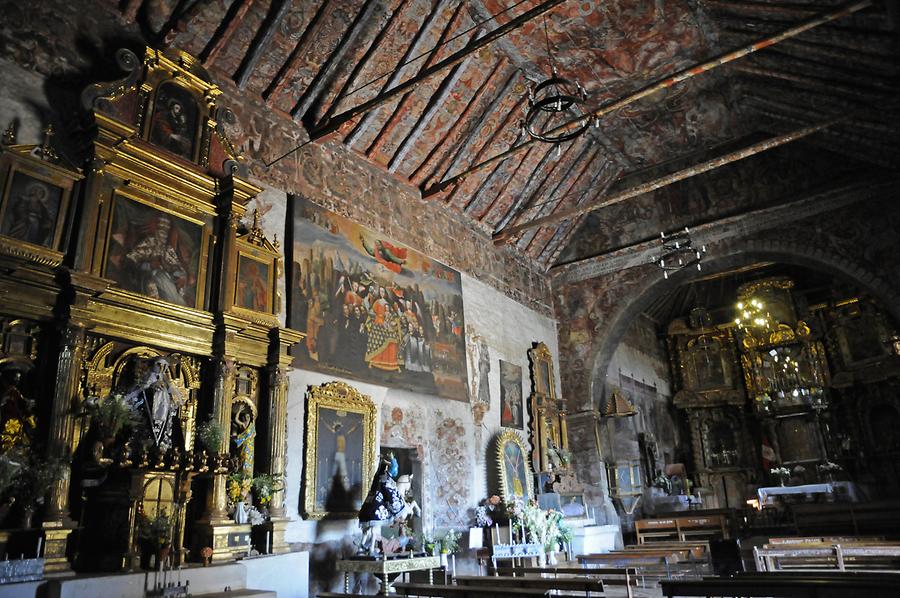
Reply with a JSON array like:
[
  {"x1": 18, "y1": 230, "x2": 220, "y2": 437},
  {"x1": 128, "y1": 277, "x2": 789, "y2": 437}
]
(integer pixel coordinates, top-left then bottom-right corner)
[{"x1": 0, "y1": 1, "x2": 899, "y2": 596}]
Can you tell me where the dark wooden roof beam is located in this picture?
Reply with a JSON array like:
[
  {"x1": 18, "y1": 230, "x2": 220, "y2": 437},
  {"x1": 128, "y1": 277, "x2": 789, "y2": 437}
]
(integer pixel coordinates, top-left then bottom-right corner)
[
  {"x1": 201, "y1": 0, "x2": 255, "y2": 65},
  {"x1": 263, "y1": 0, "x2": 332, "y2": 105},
  {"x1": 309, "y1": 0, "x2": 570, "y2": 140},
  {"x1": 292, "y1": 0, "x2": 381, "y2": 124},
  {"x1": 409, "y1": 57, "x2": 508, "y2": 186},
  {"x1": 365, "y1": 1, "x2": 468, "y2": 159},
  {"x1": 344, "y1": 0, "x2": 454, "y2": 147},
  {"x1": 234, "y1": 0, "x2": 292, "y2": 90},
  {"x1": 319, "y1": 0, "x2": 411, "y2": 124}
]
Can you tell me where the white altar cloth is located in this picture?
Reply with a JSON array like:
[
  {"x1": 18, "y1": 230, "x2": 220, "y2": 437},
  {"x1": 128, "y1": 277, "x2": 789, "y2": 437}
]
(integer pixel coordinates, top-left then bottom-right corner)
[{"x1": 758, "y1": 482, "x2": 860, "y2": 505}]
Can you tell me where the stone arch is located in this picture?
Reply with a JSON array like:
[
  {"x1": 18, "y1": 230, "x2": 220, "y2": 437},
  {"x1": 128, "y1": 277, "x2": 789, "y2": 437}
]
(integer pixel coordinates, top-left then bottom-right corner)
[{"x1": 588, "y1": 240, "x2": 900, "y2": 409}]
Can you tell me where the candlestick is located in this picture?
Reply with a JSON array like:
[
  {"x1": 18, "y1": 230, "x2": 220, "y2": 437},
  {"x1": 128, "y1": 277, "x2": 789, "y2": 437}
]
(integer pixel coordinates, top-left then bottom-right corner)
[
  {"x1": 267, "y1": 531, "x2": 272, "y2": 554},
  {"x1": 36, "y1": 537, "x2": 42, "y2": 558}
]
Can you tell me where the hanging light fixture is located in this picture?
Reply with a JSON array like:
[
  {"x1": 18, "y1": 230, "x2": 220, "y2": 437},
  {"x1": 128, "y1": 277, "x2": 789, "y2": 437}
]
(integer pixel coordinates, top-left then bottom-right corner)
[
  {"x1": 652, "y1": 227, "x2": 706, "y2": 279},
  {"x1": 521, "y1": 16, "x2": 591, "y2": 149},
  {"x1": 734, "y1": 297, "x2": 771, "y2": 333}
]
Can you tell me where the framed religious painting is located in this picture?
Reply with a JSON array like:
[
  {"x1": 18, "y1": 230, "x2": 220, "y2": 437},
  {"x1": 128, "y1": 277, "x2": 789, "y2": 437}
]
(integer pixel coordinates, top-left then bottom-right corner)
[
  {"x1": 0, "y1": 136, "x2": 83, "y2": 266},
  {"x1": 493, "y1": 429, "x2": 533, "y2": 503},
  {"x1": 303, "y1": 381, "x2": 377, "y2": 520},
  {"x1": 499, "y1": 361, "x2": 524, "y2": 429},
  {"x1": 529, "y1": 342, "x2": 557, "y2": 400},
  {"x1": 227, "y1": 212, "x2": 280, "y2": 323},
  {"x1": 101, "y1": 190, "x2": 210, "y2": 310},
  {"x1": 147, "y1": 81, "x2": 203, "y2": 163}
]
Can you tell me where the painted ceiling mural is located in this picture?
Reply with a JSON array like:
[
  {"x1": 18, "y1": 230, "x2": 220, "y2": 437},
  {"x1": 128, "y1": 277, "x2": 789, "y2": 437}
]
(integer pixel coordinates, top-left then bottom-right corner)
[{"x1": 1, "y1": 0, "x2": 895, "y2": 268}]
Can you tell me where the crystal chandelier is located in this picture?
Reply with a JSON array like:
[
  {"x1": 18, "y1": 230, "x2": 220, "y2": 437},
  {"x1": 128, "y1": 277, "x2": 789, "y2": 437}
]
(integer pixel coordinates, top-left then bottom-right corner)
[{"x1": 653, "y1": 227, "x2": 706, "y2": 279}]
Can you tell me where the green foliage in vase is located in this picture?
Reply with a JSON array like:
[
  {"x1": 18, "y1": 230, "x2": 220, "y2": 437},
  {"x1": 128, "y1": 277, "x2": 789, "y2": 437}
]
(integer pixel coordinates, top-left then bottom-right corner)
[
  {"x1": 251, "y1": 473, "x2": 284, "y2": 507},
  {"x1": 89, "y1": 393, "x2": 139, "y2": 439},
  {"x1": 139, "y1": 509, "x2": 174, "y2": 547},
  {"x1": 15, "y1": 452, "x2": 69, "y2": 509},
  {"x1": 196, "y1": 417, "x2": 224, "y2": 453}
]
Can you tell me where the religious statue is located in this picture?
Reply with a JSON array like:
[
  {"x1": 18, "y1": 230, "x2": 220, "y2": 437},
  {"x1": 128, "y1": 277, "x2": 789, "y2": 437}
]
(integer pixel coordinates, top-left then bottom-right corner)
[
  {"x1": 324, "y1": 418, "x2": 360, "y2": 491},
  {"x1": 123, "y1": 357, "x2": 184, "y2": 451},
  {"x1": 231, "y1": 400, "x2": 256, "y2": 475},
  {"x1": 357, "y1": 454, "x2": 412, "y2": 556}
]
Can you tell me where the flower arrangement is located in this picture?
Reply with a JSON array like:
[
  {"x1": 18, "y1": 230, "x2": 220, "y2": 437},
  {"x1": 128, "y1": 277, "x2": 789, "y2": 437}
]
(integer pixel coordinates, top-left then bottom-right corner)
[
  {"x1": 440, "y1": 529, "x2": 460, "y2": 554},
  {"x1": 227, "y1": 471, "x2": 253, "y2": 504},
  {"x1": 251, "y1": 473, "x2": 284, "y2": 508},
  {"x1": 86, "y1": 393, "x2": 138, "y2": 441},
  {"x1": 769, "y1": 466, "x2": 790, "y2": 477},
  {"x1": 473, "y1": 494, "x2": 506, "y2": 527},
  {"x1": 818, "y1": 461, "x2": 841, "y2": 473},
  {"x1": 139, "y1": 509, "x2": 174, "y2": 548},
  {"x1": 196, "y1": 417, "x2": 224, "y2": 454},
  {"x1": 522, "y1": 500, "x2": 569, "y2": 553}
]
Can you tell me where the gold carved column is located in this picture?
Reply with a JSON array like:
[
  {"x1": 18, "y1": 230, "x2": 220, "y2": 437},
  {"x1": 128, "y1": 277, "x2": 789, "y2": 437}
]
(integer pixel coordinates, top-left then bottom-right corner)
[
  {"x1": 207, "y1": 357, "x2": 235, "y2": 523},
  {"x1": 262, "y1": 327, "x2": 302, "y2": 553},
  {"x1": 42, "y1": 323, "x2": 86, "y2": 572}
]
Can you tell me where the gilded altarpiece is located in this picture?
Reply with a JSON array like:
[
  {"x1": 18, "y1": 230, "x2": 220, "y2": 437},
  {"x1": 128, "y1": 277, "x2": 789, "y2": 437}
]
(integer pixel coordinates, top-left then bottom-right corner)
[
  {"x1": 527, "y1": 342, "x2": 569, "y2": 477},
  {"x1": 670, "y1": 322, "x2": 754, "y2": 509},
  {"x1": 0, "y1": 46, "x2": 302, "y2": 573}
]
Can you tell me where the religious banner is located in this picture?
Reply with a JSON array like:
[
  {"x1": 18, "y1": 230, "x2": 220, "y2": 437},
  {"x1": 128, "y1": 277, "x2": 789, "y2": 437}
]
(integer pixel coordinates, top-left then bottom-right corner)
[{"x1": 289, "y1": 197, "x2": 467, "y2": 400}]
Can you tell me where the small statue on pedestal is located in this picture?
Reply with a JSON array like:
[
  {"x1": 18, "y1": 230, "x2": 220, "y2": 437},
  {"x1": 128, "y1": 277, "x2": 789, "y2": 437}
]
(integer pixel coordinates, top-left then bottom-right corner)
[{"x1": 124, "y1": 357, "x2": 184, "y2": 451}]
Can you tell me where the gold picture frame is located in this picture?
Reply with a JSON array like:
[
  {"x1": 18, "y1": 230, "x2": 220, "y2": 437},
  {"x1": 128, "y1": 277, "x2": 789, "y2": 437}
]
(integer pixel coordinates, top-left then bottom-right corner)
[
  {"x1": 226, "y1": 212, "x2": 281, "y2": 323},
  {"x1": 493, "y1": 429, "x2": 534, "y2": 503},
  {"x1": 0, "y1": 139, "x2": 83, "y2": 266},
  {"x1": 100, "y1": 189, "x2": 212, "y2": 311},
  {"x1": 303, "y1": 381, "x2": 377, "y2": 520},
  {"x1": 528, "y1": 342, "x2": 557, "y2": 400}
]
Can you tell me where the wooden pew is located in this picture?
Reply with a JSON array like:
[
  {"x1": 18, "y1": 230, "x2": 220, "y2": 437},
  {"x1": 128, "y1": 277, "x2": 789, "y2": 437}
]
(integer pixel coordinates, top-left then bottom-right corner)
[
  {"x1": 767, "y1": 536, "x2": 885, "y2": 546},
  {"x1": 392, "y1": 582, "x2": 548, "y2": 597},
  {"x1": 753, "y1": 544, "x2": 900, "y2": 572},
  {"x1": 635, "y1": 514, "x2": 727, "y2": 544},
  {"x1": 660, "y1": 574, "x2": 900, "y2": 597},
  {"x1": 487, "y1": 565, "x2": 639, "y2": 598},
  {"x1": 792, "y1": 501, "x2": 900, "y2": 536},
  {"x1": 578, "y1": 552, "x2": 678, "y2": 578},
  {"x1": 455, "y1": 574, "x2": 604, "y2": 596},
  {"x1": 625, "y1": 540, "x2": 710, "y2": 562}
]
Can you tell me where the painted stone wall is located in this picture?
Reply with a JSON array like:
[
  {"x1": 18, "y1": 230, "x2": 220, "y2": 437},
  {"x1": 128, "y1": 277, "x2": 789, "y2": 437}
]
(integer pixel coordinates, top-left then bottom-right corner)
[{"x1": 554, "y1": 193, "x2": 900, "y2": 417}]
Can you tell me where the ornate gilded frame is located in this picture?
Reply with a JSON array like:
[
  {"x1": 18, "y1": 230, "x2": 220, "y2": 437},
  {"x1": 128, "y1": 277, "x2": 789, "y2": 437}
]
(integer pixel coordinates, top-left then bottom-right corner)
[
  {"x1": 0, "y1": 129, "x2": 83, "y2": 266},
  {"x1": 303, "y1": 381, "x2": 377, "y2": 520},
  {"x1": 99, "y1": 187, "x2": 212, "y2": 311},
  {"x1": 493, "y1": 429, "x2": 534, "y2": 502},
  {"x1": 226, "y1": 212, "x2": 280, "y2": 325},
  {"x1": 528, "y1": 342, "x2": 557, "y2": 400}
]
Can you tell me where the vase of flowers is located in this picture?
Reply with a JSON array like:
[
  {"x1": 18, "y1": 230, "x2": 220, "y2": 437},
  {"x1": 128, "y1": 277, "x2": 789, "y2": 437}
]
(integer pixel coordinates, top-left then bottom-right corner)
[
  {"x1": 817, "y1": 461, "x2": 841, "y2": 483},
  {"x1": 138, "y1": 510, "x2": 174, "y2": 570},
  {"x1": 770, "y1": 466, "x2": 790, "y2": 487},
  {"x1": 200, "y1": 546, "x2": 213, "y2": 567}
]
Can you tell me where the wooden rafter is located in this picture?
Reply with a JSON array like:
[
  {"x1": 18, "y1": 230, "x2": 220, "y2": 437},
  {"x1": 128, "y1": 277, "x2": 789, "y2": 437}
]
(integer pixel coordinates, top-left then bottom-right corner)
[
  {"x1": 234, "y1": 0, "x2": 292, "y2": 90},
  {"x1": 201, "y1": 0, "x2": 255, "y2": 65},
  {"x1": 263, "y1": 0, "x2": 332, "y2": 105},
  {"x1": 410, "y1": 57, "x2": 508, "y2": 185},
  {"x1": 388, "y1": 54, "x2": 475, "y2": 173},
  {"x1": 309, "y1": 0, "x2": 569, "y2": 140},
  {"x1": 493, "y1": 112, "x2": 857, "y2": 244},
  {"x1": 344, "y1": 0, "x2": 454, "y2": 147},
  {"x1": 422, "y1": 0, "x2": 874, "y2": 198},
  {"x1": 292, "y1": 0, "x2": 382, "y2": 123},
  {"x1": 366, "y1": 1, "x2": 467, "y2": 158},
  {"x1": 319, "y1": 0, "x2": 411, "y2": 124}
]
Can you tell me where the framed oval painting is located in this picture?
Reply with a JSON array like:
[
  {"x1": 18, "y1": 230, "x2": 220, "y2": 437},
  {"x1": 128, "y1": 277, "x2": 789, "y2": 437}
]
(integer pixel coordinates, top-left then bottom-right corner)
[{"x1": 493, "y1": 430, "x2": 533, "y2": 502}]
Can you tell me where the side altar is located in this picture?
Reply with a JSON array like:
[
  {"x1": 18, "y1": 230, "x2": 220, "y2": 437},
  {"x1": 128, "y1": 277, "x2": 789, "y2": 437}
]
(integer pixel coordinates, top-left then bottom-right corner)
[{"x1": 0, "y1": 46, "x2": 302, "y2": 575}]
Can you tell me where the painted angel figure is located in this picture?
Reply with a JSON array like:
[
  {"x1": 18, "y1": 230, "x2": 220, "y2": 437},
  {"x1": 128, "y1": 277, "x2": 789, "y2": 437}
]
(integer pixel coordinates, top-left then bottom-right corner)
[{"x1": 124, "y1": 357, "x2": 184, "y2": 451}]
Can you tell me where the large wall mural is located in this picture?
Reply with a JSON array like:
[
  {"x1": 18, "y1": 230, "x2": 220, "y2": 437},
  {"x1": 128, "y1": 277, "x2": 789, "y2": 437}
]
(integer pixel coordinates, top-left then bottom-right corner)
[{"x1": 289, "y1": 196, "x2": 467, "y2": 400}]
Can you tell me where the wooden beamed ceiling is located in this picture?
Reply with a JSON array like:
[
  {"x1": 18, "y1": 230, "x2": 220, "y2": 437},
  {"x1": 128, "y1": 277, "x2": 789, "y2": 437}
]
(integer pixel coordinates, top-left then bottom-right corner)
[{"x1": 132, "y1": 0, "x2": 899, "y2": 271}]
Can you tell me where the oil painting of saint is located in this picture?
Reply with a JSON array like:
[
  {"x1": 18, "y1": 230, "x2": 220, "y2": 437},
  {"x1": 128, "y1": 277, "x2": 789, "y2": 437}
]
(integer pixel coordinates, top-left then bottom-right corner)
[
  {"x1": 104, "y1": 195, "x2": 202, "y2": 308},
  {"x1": 315, "y1": 408, "x2": 364, "y2": 511},
  {"x1": 236, "y1": 255, "x2": 270, "y2": 312},
  {"x1": 148, "y1": 82, "x2": 198, "y2": 161},
  {"x1": 0, "y1": 173, "x2": 63, "y2": 248},
  {"x1": 500, "y1": 361, "x2": 523, "y2": 429},
  {"x1": 289, "y1": 197, "x2": 467, "y2": 400},
  {"x1": 502, "y1": 440, "x2": 529, "y2": 500}
]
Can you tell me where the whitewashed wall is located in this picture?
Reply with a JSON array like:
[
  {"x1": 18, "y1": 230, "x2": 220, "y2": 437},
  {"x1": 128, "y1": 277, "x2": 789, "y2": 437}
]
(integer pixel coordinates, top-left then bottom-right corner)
[{"x1": 243, "y1": 189, "x2": 560, "y2": 545}]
